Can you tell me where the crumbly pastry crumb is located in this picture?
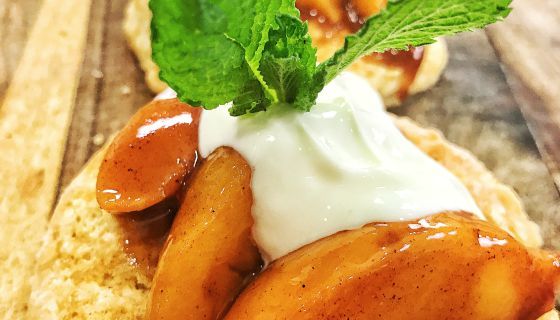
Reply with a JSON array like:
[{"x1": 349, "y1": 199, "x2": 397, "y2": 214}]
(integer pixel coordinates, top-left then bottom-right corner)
[
  {"x1": 28, "y1": 149, "x2": 150, "y2": 320},
  {"x1": 25, "y1": 118, "x2": 558, "y2": 319}
]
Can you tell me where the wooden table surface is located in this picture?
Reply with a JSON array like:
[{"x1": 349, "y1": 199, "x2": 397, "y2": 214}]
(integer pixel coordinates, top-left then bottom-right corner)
[{"x1": 1, "y1": 0, "x2": 559, "y2": 251}]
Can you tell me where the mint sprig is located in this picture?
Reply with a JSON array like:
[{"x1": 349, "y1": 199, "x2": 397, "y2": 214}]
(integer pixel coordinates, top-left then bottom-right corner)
[
  {"x1": 150, "y1": 0, "x2": 512, "y2": 116},
  {"x1": 318, "y1": 0, "x2": 512, "y2": 83},
  {"x1": 150, "y1": 0, "x2": 318, "y2": 114}
]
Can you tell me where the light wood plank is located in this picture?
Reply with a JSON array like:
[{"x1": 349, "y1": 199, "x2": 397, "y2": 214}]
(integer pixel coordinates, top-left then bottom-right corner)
[
  {"x1": 0, "y1": 0, "x2": 91, "y2": 317},
  {"x1": 58, "y1": 0, "x2": 108, "y2": 189},
  {"x1": 59, "y1": 0, "x2": 153, "y2": 190},
  {"x1": 90, "y1": 0, "x2": 153, "y2": 150},
  {"x1": 0, "y1": 0, "x2": 42, "y2": 101},
  {"x1": 486, "y1": 0, "x2": 560, "y2": 191}
]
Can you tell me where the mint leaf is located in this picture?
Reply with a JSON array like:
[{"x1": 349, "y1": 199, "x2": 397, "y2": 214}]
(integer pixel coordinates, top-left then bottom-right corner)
[
  {"x1": 318, "y1": 0, "x2": 512, "y2": 83},
  {"x1": 230, "y1": 80, "x2": 269, "y2": 116},
  {"x1": 151, "y1": 0, "x2": 512, "y2": 116},
  {"x1": 259, "y1": 14, "x2": 319, "y2": 112},
  {"x1": 229, "y1": 14, "x2": 320, "y2": 115},
  {"x1": 150, "y1": 0, "x2": 249, "y2": 109},
  {"x1": 150, "y1": 0, "x2": 317, "y2": 115}
]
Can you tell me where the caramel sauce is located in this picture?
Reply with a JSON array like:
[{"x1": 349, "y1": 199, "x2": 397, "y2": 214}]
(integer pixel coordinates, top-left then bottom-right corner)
[
  {"x1": 146, "y1": 147, "x2": 263, "y2": 320},
  {"x1": 225, "y1": 211, "x2": 560, "y2": 319},
  {"x1": 297, "y1": 0, "x2": 424, "y2": 100},
  {"x1": 367, "y1": 48, "x2": 424, "y2": 101},
  {"x1": 96, "y1": 98, "x2": 201, "y2": 213},
  {"x1": 116, "y1": 197, "x2": 179, "y2": 278}
]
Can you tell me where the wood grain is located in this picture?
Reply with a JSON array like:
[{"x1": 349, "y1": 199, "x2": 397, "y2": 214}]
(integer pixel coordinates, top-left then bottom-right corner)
[
  {"x1": 0, "y1": 0, "x2": 41, "y2": 102},
  {"x1": 486, "y1": 0, "x2": 560, "y2": 192},
  {"x1": 59, "y1": 0, "x2": 152, "y2": 190},
  {"x1": 0, "y1": 0, "x2": 91, "y2": 317},
  {"x1": 57, "y1": 0, "x2": 108, "y2": 190},
  {"x1": 90, "y1": 0, "x2": 152, "y2": 150}
]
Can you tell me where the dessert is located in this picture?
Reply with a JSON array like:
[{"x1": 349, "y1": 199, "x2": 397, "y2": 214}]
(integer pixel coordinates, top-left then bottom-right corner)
[
  {"x1": 25, "y1": 0, "x2": 560, "y2": 319},
  {"x1": 28, "y1": 113, "x2": 559, "y2": 319}
]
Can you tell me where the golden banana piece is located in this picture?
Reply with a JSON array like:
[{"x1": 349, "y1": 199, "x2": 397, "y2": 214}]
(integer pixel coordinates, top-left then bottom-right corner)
[
  {"x1": 226, "y1": 212, "x2": 560, "y2": 320},
  {"x1": 96, "y1": 99, "x2": 201, "y2": 213},
  {"x1": 146, "y1": 147, "x2": 262, "y2": 320}
]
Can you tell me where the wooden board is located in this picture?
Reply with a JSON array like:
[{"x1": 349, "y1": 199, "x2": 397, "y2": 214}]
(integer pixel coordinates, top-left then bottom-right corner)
[
  {"x1": 0, "y1": 0, "x2": 93, "y2": 316},
  {"x1": 0, "y1": 0, "x2": 559, "y2": 291},
  {"x1": 486, "y1": 0, "x2": 560, "y2": 194},
  {"x1": 59, "y1": 0, "x2": 153, "y2": 189}
]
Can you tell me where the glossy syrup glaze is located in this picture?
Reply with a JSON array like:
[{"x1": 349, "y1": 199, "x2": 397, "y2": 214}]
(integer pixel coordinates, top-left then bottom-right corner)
[
  {"x1": 115, "y1": 197, "x2": 179, "y2": 278},
  {"x1": 226, "y1": 211, "x2": 560, "y2": 319},
  {"x1": 96, "y1": 99, "x2": 201, "y2": 213},
  {"x1": 147, "y1": 147, "x2": 263, "y2": 320},
  {"x1": 297, "y1": 0, "x2": 423, "y2": 100},
  {"x1": 97, "y1": 93, "x2": 560, "y2": 319}
]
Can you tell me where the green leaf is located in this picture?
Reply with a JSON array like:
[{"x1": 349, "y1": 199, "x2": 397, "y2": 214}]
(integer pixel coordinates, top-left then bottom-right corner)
[
  {"x1": 259, "y1": 14, "x2": 319, "y2": 112},
  {"x1": 150, "y1": 0, "x2": 317, "y2": 115},
  {"x1": 318, "y1": 0, "x2": 512, "y2": 83},
  {"x1": 151, "y1": 0, "x2": 512, "y2": 116},
  {"x1": 230, "y1": 80, "x2": 270, "y2": 116},
  {"x1": 150, "y1": 0, "x2": 249, "y2": 109}
]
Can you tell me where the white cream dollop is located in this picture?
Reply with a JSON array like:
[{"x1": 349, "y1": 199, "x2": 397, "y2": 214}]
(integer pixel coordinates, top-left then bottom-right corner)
[{"x1": 199, "y1": 72, "x2": 481, "y2": 262}]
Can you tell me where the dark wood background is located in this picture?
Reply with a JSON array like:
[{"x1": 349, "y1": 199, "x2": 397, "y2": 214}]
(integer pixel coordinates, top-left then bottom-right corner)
[{"x1": 1, "y1": 0, "x2": 559, "y2": 248}]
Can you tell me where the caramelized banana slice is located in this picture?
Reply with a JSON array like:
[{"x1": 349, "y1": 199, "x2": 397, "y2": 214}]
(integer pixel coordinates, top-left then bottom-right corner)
[
  {"x1": 226, "y1": 212, "x2": 559, "y2": 320},
  {"x1": 147, "y1": 147, "x2": 262, "y2": 320},
  {"x1": 96, "y1": 98, "x2": 200, "y2": 213}
]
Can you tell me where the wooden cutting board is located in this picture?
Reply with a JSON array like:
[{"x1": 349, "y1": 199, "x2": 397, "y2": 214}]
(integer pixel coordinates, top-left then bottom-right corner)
[{"x1": 1, "y1": 0, "x2": 559, "y2": 246}]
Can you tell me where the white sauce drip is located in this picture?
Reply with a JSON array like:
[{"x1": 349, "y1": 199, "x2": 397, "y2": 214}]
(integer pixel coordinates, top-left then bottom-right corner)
[{"x1": 198, "y1": 72, "x2": 481, "y2": 262}]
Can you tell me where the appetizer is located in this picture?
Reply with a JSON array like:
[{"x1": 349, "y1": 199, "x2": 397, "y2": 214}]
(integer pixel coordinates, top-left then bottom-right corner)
[{"x1": 27, "y1": 0, "x2": 560, "y2": 319}]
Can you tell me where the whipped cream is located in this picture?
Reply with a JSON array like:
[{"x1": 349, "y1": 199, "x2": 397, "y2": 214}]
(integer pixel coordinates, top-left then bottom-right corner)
[{"x1": 198, "y1": 72, "x2": 482, "y2": 262}]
